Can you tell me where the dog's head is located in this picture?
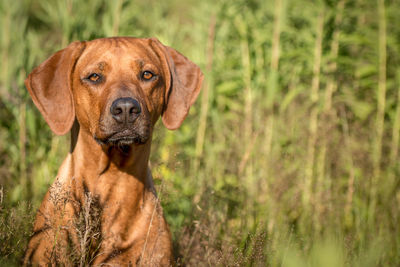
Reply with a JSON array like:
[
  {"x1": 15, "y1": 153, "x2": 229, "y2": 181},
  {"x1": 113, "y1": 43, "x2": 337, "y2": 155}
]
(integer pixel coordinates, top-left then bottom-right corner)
[{"x1": 25, "y1": 37, "x2": 203, "y2": 146}]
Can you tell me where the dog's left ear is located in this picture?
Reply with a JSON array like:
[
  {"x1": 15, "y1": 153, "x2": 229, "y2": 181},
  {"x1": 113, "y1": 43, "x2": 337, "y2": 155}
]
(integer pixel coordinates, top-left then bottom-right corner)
[{"x1": 150, "y1": 38, "x2": 204, "y2": 130}]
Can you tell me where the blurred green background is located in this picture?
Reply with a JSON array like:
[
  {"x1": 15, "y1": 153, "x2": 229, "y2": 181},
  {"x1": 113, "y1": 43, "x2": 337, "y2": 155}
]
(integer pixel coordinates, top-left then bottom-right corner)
[{"x1": 1, "y1": 0, "x2": 399, "y2": 266}]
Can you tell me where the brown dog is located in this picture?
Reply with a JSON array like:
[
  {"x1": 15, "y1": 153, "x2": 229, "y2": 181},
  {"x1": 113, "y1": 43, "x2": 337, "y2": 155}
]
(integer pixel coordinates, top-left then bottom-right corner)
[{"x1": 23, "y1": 37, "x2": 203, "y2": 266}]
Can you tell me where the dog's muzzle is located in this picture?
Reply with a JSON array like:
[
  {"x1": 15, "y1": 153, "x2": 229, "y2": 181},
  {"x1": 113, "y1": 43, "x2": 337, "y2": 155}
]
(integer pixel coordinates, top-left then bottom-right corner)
[{"x1": 94, "y1": 97, "x2": 150, "y2": 146}]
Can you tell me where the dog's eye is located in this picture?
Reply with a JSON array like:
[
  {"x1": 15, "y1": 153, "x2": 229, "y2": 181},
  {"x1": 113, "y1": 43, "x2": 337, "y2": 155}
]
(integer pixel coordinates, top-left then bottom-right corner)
[
  {"x1": 86, "y1": 73, "x2": 102, "y2": 83},
  {"x1": 142, "y1": 71, "x2": 154, "y2": 80}
]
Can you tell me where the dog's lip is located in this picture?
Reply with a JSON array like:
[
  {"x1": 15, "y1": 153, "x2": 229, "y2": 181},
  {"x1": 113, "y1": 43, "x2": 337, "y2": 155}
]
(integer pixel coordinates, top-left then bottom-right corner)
[{"x1": 94, "y1": 129, "x2": 147, "y2": 145}]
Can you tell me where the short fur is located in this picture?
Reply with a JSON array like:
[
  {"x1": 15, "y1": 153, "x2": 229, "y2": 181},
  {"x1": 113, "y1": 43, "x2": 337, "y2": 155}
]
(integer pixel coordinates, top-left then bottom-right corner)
[{"x1": 23, "y1": 37, "x2": 203, "y2": 266}]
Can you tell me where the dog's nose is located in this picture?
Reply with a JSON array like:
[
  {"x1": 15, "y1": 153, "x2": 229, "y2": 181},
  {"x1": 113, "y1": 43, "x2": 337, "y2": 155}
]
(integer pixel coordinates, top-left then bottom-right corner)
[{"x1": 110, "y1": 97, "x2": 141, "y2": 124}]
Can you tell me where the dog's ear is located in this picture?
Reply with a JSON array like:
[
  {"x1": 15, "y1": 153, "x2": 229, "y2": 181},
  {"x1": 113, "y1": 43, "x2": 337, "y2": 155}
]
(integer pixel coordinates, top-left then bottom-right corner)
[
  {"x1": 150, "y1": 38, "x2": 204, "y2": 130},
  {"x1": 25, "y1": 41, "x2": 85, "y2": 135}
]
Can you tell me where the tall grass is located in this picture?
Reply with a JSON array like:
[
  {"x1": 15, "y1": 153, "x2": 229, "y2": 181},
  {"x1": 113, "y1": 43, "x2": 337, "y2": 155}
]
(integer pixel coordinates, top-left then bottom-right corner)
[{"x1": 0, "y1": 0, "x2": 399, "y2": 266}]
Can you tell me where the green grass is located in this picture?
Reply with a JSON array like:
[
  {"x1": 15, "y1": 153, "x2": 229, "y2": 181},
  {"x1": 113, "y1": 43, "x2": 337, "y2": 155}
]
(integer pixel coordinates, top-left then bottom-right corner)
[{"x1": 1, "y1": 0, "x2": 400, "y2": 265}]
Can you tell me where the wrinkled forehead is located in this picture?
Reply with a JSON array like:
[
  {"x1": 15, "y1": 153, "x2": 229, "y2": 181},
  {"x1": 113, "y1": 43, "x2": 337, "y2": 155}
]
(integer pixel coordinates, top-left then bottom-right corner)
[{"x1": 77, "y1": 38, "x2": 161, "y2": 70}]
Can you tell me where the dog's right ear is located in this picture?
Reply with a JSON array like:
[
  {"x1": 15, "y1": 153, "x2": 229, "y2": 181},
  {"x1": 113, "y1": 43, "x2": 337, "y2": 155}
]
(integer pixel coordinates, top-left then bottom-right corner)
[{"x1": 25, "y1": 41, "x2": 85, "y2": 135}]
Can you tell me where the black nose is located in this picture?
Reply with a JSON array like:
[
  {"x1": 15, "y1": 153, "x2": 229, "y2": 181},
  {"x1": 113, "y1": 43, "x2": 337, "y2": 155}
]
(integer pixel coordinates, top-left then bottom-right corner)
[{"x1": 110, "y1": 97, "x2": 141, "y2": 124}]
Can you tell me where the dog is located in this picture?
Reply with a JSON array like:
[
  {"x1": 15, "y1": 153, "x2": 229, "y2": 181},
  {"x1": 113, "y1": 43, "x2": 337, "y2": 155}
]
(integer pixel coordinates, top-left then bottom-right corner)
[{"x1": 23, "y1": 37, "x2": 203, "y2": 266}]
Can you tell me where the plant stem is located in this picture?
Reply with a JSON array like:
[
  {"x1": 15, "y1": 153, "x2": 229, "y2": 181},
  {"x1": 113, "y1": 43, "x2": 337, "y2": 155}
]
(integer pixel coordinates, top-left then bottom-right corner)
[
  {"x1": 112, "y1": 0, "x2": 123, "y2": 36},
  {"x1": 265, "y1": 0, "x2": 284, "y2": 236},
  {"x1": 390, "y1": 71, "x2": 400, "y2": 166},
  {"x1": 303, "y1": 9, "x2": 324, "y2": 222},
  {"x1": 315, "y1": 0, "x2": 345, "y2": 232},
  {"x1": 19, "y1": 103, "x2": 29, "y2": 201},
  {"x1": 370, "y1": 0, "x2": 387, "y2": 225},
  {"x1": 241, "y1": 27, "x2": 254, "y2": 228},
  {"x1": 194, "y1": 14, "x2": 216, "y2": 173}
]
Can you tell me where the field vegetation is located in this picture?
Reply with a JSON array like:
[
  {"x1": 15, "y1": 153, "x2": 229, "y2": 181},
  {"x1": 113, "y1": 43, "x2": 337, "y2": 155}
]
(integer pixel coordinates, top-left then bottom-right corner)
[{"x1": 0, "y1": 0, "x2": 399, "y2": 265}]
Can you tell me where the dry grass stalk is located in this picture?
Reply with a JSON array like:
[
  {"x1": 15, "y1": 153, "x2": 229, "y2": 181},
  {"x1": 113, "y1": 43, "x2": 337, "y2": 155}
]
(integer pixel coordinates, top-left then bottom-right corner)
[{"x1": 75, "y1": 191, "x2": 102, "y2": 267}]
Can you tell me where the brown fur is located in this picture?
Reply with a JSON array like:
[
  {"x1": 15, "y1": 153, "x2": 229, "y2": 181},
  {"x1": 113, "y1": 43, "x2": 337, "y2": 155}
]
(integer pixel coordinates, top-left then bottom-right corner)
[{"x1": 23, "y1": 37, "x2": 203, "y2": 266}]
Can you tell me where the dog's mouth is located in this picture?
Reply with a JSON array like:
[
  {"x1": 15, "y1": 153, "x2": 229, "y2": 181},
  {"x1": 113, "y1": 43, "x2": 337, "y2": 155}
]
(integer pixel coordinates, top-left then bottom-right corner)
[{"x1": 94, "y1": 129, "x2": 149, "y2": 146}]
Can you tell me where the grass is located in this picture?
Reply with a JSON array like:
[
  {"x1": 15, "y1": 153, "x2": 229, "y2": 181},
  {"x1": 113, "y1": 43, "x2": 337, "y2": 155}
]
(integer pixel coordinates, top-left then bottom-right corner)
[{"x1": 1, "y1": 0, "x2": 400, "y2": 265}]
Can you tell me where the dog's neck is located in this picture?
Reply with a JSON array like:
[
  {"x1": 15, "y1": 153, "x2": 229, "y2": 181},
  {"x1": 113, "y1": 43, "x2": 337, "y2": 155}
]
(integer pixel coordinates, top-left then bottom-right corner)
[{"x1": 69, "y1": 120, "x2": 152, "y2": 188}]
